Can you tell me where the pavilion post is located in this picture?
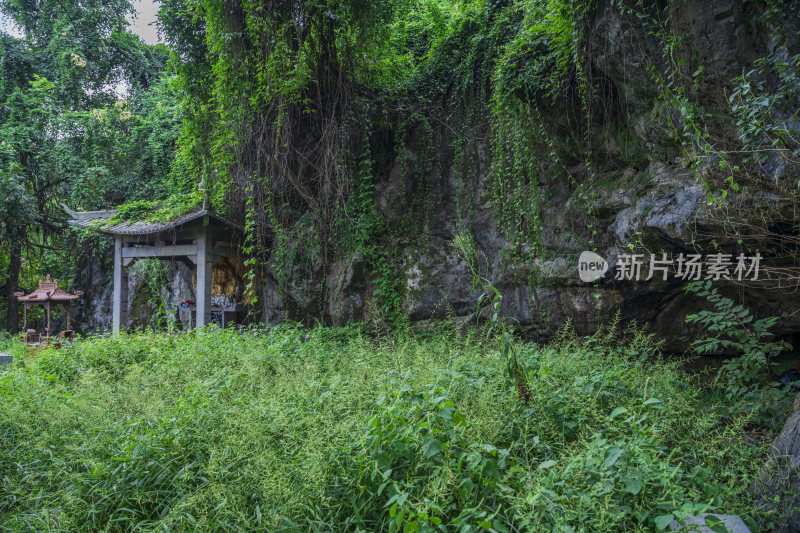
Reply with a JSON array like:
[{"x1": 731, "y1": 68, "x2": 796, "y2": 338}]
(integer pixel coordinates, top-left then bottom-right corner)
[
  {"x1": 195, "y1": 223, "x2": 212, "y2": 328},
  {"x1": 112, "y1": 236, "x2": 129, "y2": 333},
  {"x1": 66, "y1": 207, "x2": 240, "y2": 332}
]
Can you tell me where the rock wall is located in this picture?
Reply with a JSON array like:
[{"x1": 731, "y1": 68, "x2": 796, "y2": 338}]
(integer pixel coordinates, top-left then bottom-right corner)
[
  {"x1": 255, "y1": 0, "x2": 800, "y2": 350},
  {"x1": 72, "y1": 255, "x2": 113, "y2": 334},
  {"x1": 750, "y1": 394, "x2": 800, "y2": 532},
  {"x1": 76, "y1": 0, "x2": 800, "y2": 350},
  {"x1": 73, "y1": 259, "x2": 196, "y2": 333},
  {"x1": 127, "y1": 260, "x2": 198, "y2": 330}
]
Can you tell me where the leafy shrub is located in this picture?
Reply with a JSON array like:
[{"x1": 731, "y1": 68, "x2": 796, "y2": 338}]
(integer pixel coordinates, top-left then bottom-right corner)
[
  {"x1": 333, "y1": 384, "x2": 514, "y2": 532},
  {"x1": 685, "y1": 280, "x2": 794, "y2": 427}
]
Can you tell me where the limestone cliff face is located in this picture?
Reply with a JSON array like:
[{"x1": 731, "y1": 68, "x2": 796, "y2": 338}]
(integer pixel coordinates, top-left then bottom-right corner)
[
  {"x1": 77, "y1": 0, "x2": 800, "y2": 350},
  {"x1": 257, "y1": 0, "x2": 800, "y2": 350},
  {"x1": 72, "y1": 255, "x2": 113, "y2": 334}
]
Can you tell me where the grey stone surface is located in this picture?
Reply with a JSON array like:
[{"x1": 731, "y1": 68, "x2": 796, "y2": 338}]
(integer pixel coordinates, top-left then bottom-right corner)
[
  {"x1": 402, "y1": 239, "x2": 476, "y2": 321},
  {"x1": 668, "y1": 513, "x2": 751, "y2": 533},
  {"x1": 72, "y1": 254, "x2": 112, "y2": 334},
  {"x1": 261, "y1": 273, "x2": 287, "y2": 326},
  {"x1": 0, "y1": 353, "x2": 12, "y2": 368},
  {"x1": 750, "y1": 394, "x2": 800, "y2": 533},
  {"x1": 227, "y1": 0, "x2": 800, "y2": 347},
  {"x1": 327, "y1": 251, "x2": 368, "y2": 325},
  {"x1": 128, "y1": 260, "x2": 196, "y2": 330}
]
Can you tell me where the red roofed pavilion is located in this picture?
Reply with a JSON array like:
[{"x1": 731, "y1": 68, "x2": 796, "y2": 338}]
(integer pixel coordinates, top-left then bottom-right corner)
[{"x1": 14, "y1": 274, "x2": 83, "y2": 345}]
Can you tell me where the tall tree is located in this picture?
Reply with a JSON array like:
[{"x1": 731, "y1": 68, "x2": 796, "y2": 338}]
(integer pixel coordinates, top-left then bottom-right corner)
[{"x1": 0, "y1": 0, "x2": 180, "y2": 331}]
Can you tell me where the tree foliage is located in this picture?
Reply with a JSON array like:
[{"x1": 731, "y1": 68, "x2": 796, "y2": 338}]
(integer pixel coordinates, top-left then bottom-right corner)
[{"x1": 0, "y1": 0, "x2": 182, "y2": 330}]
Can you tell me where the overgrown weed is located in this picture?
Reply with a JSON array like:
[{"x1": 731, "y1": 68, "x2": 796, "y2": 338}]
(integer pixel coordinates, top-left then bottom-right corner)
[{"x1": 0, "y1": 322, "x2": 782, "y2": 531}]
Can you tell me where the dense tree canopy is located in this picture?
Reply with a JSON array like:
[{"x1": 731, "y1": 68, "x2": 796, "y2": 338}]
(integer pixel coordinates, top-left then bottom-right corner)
[{"x1": 0, "y1": 0, "x2": 182, "y2": 330}]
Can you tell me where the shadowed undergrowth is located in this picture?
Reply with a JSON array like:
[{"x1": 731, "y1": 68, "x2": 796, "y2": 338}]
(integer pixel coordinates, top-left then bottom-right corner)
[{"x1": 0, "y1": 323, "x2": 784, "y2": 532}]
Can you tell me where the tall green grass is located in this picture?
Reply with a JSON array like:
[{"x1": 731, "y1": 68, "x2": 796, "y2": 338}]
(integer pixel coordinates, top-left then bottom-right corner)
[
  {"x1": 0, "y1": 323, "x2": 782, "y2": 531},
  {"x1": 0, "y1": 332, "x2": 23, "y2": 356}
]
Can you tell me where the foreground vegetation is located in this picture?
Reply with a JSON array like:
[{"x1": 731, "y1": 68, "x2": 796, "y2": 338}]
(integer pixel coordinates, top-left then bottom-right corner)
[{"x1": 0, "y1": 323, "x2": 788, "y2": 532}]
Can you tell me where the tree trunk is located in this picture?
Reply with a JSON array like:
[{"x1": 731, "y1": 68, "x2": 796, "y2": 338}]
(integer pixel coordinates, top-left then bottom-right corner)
[{"x1": 6, "y1": 241, "x2": 21, "y2": 333}]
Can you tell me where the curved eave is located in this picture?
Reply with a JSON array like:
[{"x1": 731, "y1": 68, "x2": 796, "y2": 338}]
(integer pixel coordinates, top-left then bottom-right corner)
[
  {"x1": 17, "y1": 290, "x2": 83, "y2": 302},
  {"x1": 17, "y1": 296, "x2": 81, "y2": 302},
  {"x1": 66, "y1": 209, "x2": 231, "y2": 236}
]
